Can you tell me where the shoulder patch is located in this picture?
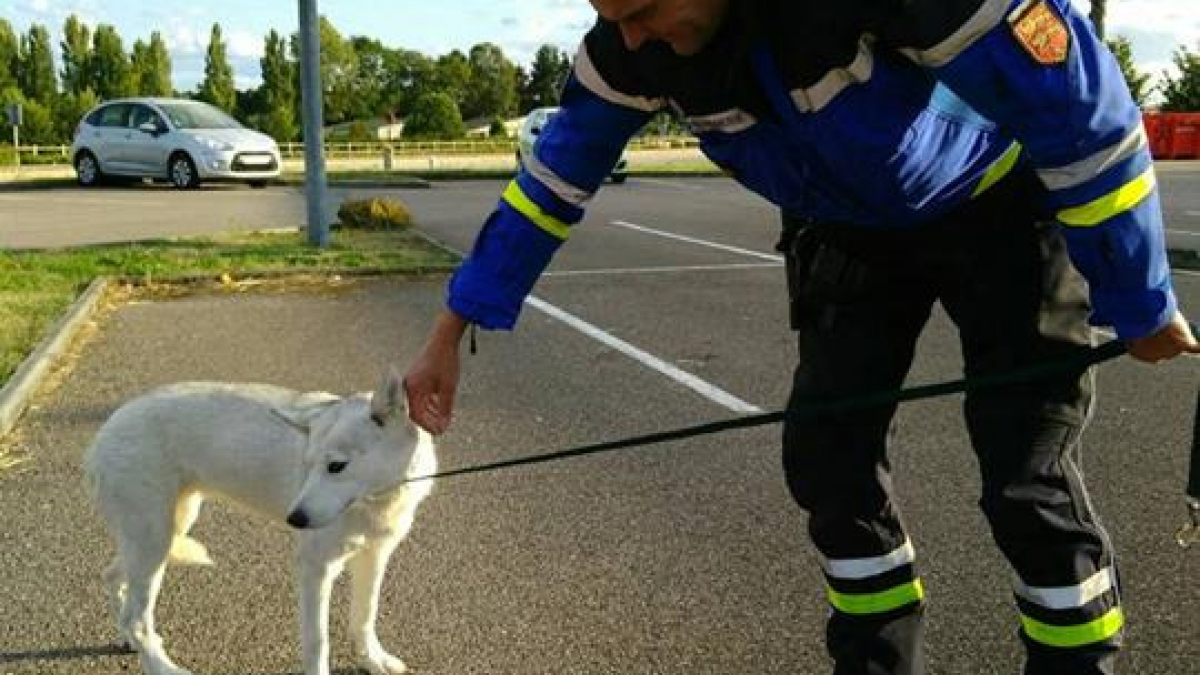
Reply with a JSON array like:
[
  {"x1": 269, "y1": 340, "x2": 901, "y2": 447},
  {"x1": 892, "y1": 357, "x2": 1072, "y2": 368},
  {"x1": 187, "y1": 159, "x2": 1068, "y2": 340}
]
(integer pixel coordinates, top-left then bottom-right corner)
[{"x1": 1008, "y1": 0, "x2": 1071, "y2": 65}]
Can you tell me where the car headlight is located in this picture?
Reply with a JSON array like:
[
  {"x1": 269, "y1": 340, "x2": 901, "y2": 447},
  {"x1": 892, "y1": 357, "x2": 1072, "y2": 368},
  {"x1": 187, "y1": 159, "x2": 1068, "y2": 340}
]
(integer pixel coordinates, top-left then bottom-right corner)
[{"x1": 191, "y1": 135, "x2": 235, "y2": 152}]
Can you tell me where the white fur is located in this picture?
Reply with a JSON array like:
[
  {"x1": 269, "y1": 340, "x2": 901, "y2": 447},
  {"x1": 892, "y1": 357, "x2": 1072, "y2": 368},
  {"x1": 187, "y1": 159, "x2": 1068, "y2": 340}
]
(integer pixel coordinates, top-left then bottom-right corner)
[{"x1": 84, "y1": 371, "x2": 435, "y2": 675}]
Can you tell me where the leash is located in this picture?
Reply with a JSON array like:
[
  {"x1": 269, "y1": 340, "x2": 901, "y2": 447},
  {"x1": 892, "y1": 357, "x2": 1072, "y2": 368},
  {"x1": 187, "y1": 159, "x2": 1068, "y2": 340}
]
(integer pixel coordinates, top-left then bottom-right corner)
[
  {"x1": 408, "y1": 325, "x2": 1200, "y2": 547},
  {"x1": 409, "y1": 335, "x2": 1132, "y2": 482}
]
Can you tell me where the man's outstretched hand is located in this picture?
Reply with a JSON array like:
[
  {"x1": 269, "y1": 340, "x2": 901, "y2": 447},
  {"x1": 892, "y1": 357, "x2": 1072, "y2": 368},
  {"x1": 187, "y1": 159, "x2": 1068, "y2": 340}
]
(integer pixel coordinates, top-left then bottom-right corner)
[
  {"x1": 1125, "y1": 311, "x2": 1200, "y2": 363},
  {"x1": 404, "y1": 310, "x2": 468, "y2": 435}
]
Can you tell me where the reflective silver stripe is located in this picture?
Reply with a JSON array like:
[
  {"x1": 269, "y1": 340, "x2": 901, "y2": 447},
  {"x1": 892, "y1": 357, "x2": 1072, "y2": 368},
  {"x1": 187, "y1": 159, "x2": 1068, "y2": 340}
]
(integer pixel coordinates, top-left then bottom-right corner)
[
  {"x1": 685, "y1": 108, "x2": 756, "y2": 134},
  {"x1": 523, "y1": 149, "x2": 593, "y2": 208},
  {"x1": 574, "y1": 42, "x2": 665, "y2": 112},
  {"x1": 821, "y1": 539, "x2": 916, "y2": 580},
  {"x1": 1015, "y1": 568, "x2": 1115, "y2": 611},
  {"x1": 1037, "y1": 126, "x2": 1148, "y2": 191},
  {"x1": 899, "y1": 0, "x2": 1011, "y2": 67},
  {"x1": 790, "y1": 39, "x2": 874, "y2": 112}
]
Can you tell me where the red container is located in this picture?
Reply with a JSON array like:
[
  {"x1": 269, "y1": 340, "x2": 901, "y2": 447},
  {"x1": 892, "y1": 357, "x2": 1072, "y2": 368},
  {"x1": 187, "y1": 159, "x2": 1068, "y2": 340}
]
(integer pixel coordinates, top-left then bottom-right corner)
[
  {"x1": 1146, "y1": 112, "x2": 1200, "y2": 159},
  {"x1": 1168, "y1": 113, "x2": 1200, "y2": 159}
]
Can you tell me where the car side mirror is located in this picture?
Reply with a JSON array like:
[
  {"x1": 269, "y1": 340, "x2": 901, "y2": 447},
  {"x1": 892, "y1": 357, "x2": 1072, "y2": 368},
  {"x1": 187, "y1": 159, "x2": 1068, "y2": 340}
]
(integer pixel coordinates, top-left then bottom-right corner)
[
  {"x1": 138, "y1": 121, "x2": 159, "y2": 135},
  {"x1": 531, "y1": 126, "x2": 541, "y2": 136}
]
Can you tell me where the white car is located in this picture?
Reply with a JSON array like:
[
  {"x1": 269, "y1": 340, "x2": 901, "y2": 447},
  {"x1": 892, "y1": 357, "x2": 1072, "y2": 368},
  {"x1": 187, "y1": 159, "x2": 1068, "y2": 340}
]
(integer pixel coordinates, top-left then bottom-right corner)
[
  {"x1": 516, "y1": 106, "x2": 628, "y2": 184},
  {"x1": 71, "y1": 97, "x2": 282, "y2": 189}
]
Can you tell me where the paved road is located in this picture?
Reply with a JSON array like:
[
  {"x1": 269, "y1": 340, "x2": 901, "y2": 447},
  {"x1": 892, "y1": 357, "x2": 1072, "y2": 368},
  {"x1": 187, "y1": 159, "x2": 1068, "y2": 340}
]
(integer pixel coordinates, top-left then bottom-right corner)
[
  {"x1": 0, "y1": 175, "x2": 1198, "y2": 674},
  {"x1": 0, "y1": 162, "x2": 1198, "y2": 253}
]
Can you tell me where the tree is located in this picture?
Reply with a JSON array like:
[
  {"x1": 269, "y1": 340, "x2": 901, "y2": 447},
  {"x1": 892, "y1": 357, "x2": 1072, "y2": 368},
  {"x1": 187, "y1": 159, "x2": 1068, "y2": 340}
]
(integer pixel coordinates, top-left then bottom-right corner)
[
  {"x1": 55, "y1": 88, "x2": 99, "y2": 140},
  {"x1": 349, "y1": 36, "x2": 389, "y2": 120},
  {"x1": 60, "y1": 15, "x2": 91, "y2": 96},
  {"x1": 522, "y1": 44, "x2": 571, "y2": 112},
  {"x1": 91, "y1": 25, "x2": 134, "y2": 100},
  {"x1": 403, "y1": 92, "x2": 463, "y2": 139},
  {"x1": 130, "y1": 33, "x2": 173, "y2": 97},
  {"x1": 1089, "y1": 0, "x2": 1106, "y2": 40},
  {"x1": 256, "y1": 29, "x2": 298, "y2": 141},
  {"x1": 1106, "y1": 36, "x2": 1151, "y2": 108},
  {"x1": 434, "y1": 50, "x2": 470, "y2": 112},
  {"x1": 287, "y1": 17, "x2": 358, "y2": 125},
  {"x1": 141, "y1": 32, "x2": 173, "y2": 96},
  {"x1": 462, "y1": 42, "x2": 518, "y2": 122},
  {"x1": 385, "y1": 48, "x2": 437, "y2": 117},
  {"x1": 0, "y1": 19, "x2": 16, "y2": 92},
  {"x1": 19, "y1": 25, "x2": 56, "y2": 104},
  {"x1": 199, "y1": 24, "x2": 236, "y2": 111},
  {"x1": 1159, "y1": 43, "x2": 1200, "y2": 111}
]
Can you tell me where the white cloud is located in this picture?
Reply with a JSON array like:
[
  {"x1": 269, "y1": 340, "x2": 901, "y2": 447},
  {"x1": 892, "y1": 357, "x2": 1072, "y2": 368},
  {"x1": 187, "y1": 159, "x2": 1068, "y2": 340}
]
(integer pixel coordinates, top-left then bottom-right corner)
[{"x1": 226, "y1": 30, "x2": 263, "y2": 60}]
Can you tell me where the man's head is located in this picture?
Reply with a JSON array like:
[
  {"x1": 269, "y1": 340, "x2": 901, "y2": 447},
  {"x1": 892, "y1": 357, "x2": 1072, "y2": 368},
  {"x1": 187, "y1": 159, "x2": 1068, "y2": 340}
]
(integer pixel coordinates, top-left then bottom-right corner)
[{"x1": 590, "y1": 0, "x2": 731, "y2": 56}]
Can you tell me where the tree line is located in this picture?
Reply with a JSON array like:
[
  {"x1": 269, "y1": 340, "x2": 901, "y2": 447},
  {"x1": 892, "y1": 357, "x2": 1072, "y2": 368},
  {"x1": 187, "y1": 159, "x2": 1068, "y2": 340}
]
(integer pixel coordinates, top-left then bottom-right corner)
[
  {"x1": 0, "y1": 15, "x2": 573, "y2": 145},
  {"x1": 1, "y1": 14, "x2": 1199, "y2": 146}
]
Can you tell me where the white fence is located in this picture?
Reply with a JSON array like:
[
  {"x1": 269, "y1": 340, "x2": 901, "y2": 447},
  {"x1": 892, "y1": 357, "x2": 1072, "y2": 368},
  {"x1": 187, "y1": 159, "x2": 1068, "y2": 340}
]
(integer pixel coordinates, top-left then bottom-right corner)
[{"x1": 3, "y1": 136, "x2": 701, "y2": 165}]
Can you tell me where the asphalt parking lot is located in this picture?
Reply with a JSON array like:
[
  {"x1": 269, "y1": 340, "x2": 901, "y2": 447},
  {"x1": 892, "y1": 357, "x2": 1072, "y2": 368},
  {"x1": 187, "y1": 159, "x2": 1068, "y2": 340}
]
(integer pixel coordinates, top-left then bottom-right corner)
[{"x1": 0, "y1": 173, "x2": 1198, "y2": 674}]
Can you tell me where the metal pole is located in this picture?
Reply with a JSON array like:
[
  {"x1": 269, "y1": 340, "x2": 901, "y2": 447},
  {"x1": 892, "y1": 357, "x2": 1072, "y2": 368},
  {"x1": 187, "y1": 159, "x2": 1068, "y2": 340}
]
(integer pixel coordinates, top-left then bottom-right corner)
[{"x1": 298, "y1": 0, "x2": 328, "y2": 247}]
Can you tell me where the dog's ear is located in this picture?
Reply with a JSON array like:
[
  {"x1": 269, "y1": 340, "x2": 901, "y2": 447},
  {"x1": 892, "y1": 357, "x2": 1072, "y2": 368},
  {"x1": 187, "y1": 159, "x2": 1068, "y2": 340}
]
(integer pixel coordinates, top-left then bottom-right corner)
[
  {"x1": 270, "y1": 395, "x2": 338, "y2": 433},
  {"x1": 370, "y1": 366, "x2": 403, "y2": 426}
]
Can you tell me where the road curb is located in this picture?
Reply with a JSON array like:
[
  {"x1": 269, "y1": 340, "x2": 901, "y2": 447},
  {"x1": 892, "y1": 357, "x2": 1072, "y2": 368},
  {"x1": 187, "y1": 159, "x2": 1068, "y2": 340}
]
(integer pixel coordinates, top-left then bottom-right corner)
[{"x1": 0, "y1": 277, "x2": 110, "y2": 441}]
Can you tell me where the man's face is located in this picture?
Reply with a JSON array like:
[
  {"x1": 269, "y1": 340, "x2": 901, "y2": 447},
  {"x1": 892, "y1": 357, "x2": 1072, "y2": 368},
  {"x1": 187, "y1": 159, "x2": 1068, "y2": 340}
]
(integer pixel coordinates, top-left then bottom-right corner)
[{"x1": 590, "y1": 0, "x2": 731, "y2": 56}]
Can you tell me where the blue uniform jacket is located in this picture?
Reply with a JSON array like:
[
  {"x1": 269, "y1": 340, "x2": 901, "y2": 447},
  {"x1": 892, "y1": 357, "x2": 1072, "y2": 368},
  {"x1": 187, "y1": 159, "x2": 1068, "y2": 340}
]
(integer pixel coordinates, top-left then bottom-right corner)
[{"x1": 448, "y1": 0, "x2": 1177, "y2": 340}]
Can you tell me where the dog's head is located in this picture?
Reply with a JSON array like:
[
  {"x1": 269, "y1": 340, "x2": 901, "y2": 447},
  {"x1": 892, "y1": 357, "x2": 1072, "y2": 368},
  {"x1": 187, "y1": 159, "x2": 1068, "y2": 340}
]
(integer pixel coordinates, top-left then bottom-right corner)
[{"x1": 278, "y1": 368, "x2": 425, "y2": 529}]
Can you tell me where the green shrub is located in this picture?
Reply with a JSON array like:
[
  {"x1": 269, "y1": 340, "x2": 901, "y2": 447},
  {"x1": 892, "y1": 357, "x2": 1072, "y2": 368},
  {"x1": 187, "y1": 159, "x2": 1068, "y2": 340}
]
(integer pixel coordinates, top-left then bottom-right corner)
[{"x1": 336, "y1": 197, "x2": 413, "y2": 230}]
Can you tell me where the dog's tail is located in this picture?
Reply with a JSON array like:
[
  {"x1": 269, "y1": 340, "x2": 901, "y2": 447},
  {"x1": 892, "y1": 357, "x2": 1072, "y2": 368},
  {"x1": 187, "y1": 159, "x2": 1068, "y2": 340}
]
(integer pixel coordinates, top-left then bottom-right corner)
[{"x1": 169, "y1": 534, "x2": 214, "y2": 566}]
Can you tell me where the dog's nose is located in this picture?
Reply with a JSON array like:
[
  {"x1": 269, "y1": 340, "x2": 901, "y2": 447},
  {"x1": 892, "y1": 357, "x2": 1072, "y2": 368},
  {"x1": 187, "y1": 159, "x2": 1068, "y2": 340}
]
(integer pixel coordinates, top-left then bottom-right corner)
[{"x1": 286, "y1": 509, "x2": 310, "y2": 529}]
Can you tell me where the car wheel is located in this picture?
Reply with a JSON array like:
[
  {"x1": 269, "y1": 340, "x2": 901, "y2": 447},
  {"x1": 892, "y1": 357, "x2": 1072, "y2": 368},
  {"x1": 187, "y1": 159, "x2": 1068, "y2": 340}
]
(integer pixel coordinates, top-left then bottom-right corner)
[
  {"x1": 611, "y1": 173, "x2": 627, "y2": 184},
  {"x1": 75, "y1": 151, "x2": 102, "y2": 187},
  {"x1": 169, "y1": 153, "x2": 200, "y2": 189}
]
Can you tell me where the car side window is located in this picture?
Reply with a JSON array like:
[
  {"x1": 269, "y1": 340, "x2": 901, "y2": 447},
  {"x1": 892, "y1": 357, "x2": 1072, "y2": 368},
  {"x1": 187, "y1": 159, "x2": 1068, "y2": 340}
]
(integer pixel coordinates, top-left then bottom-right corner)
[
  {"x1": 129, "y1": 105, "x2": 164, "y2": 131},
  {"x1": 97, "y1": 104, "x2": 130, "y2": 128}
]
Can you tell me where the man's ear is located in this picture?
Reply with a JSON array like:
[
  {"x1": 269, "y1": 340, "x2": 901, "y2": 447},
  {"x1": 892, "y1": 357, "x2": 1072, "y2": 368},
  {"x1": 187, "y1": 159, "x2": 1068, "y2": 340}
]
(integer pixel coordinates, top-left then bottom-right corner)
[{"x1": 370, "y1": 366, "x2": 403, "y2": 426}]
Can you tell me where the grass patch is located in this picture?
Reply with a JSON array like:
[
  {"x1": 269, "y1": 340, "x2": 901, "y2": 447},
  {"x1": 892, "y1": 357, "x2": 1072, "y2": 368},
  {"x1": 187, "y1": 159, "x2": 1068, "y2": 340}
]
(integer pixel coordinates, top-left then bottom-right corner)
[{"x1": 0, "y1": 228, "x2": 459, "y2": 389}]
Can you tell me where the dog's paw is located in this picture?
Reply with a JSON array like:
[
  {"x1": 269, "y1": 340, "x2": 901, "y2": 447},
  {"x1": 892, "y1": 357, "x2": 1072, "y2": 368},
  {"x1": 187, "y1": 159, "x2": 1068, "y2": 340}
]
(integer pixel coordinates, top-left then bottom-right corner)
[{"x1": 358, "y1": 652, "x2": 408, "y2": 674}]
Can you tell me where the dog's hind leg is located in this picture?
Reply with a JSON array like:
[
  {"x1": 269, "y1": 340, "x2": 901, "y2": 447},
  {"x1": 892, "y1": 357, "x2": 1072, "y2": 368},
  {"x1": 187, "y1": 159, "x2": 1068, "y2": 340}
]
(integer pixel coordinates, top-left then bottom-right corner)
[
  {"x1": 115, "y1": 502, "x2": 194, "y2": 675},
  {"x1": 169, "y1": 490, "x2": 212, "y2": 566},
  {"x1": 348, "y1": 539, "x2": 407, "y2": 675}
]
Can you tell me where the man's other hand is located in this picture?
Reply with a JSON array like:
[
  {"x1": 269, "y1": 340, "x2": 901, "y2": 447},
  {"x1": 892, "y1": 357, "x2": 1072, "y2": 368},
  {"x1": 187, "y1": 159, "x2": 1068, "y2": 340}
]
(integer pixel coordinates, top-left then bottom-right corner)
[{"x1": 1126, "y1": 311, "x2": 1200, "y2": 363}]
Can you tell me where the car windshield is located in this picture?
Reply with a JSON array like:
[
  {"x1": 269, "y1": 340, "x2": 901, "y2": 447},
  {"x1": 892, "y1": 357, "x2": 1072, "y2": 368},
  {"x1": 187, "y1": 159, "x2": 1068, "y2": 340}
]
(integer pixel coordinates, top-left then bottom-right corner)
[{"x1": 156, "y1": 102, "x2": 243, "y2": 130}]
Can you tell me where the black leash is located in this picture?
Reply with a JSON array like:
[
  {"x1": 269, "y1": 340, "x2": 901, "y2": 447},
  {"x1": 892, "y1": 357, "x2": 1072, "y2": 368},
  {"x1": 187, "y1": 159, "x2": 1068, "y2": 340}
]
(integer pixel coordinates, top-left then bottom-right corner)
[{"x1": 408, "y1": 335, "x2": 1131, "y2": 483}]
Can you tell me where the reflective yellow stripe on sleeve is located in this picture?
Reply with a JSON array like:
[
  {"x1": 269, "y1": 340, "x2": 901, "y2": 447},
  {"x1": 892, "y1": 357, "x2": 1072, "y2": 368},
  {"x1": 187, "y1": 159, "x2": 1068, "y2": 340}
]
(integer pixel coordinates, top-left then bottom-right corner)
[
  {"x1": 972, "y1": 142, "x2": 1022, "y2": 198},
  {"x1": 1057, "y1": 169, "x2": 1156, "y2": 227},
  {"x1": 1020, "y1": 607, "x2": 1124, "y2": 648},
  {"x1": 502, "y1": 180, "x2": 571, "y2": 241},
  {"x1": 826, "y1": 579, "x2": 925, "y2": 615}
]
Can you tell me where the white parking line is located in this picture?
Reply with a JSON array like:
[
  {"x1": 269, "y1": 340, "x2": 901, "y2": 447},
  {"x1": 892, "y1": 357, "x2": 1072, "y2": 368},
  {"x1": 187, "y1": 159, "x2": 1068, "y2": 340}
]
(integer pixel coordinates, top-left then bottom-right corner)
[
  {"x1": 610, "y1": 220, "x2": 783, "y2": 262},
  {"x1": 524, "y1": 296, "x2": 762, "y2": 413},
  {"x1": 418, "y1": 232, "x2": 764, "y2": 412},
  {"x1": 1185, "y1": 211, "x2": 1200, "y2": 218},
  {"x1": 544, "y1": 262, "x2": 780, "y2": 277},
  {"x1": 631, "y1": 177, "x2": 705, "y2": 191},
  {"x1": 1167, "y1": 228, "x2": 1200, "y2": 237}
]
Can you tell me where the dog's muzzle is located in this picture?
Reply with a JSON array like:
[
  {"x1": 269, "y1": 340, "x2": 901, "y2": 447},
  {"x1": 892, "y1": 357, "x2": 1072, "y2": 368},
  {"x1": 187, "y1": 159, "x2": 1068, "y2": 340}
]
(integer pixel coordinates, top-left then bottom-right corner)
[{"x1": 286, "y1": 509, "x2": 310, "y2": 529}]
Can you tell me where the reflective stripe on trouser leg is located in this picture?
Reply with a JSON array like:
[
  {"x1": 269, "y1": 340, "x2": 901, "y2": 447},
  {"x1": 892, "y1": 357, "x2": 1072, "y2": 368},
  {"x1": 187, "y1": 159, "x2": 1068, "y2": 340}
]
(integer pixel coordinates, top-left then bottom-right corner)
[
  {"x1": 1014, "y1": 566, "x2": 1123, "y2": 649},
  {"x1": 822, "y1": 539, "x2": 925, "y2": 616}
]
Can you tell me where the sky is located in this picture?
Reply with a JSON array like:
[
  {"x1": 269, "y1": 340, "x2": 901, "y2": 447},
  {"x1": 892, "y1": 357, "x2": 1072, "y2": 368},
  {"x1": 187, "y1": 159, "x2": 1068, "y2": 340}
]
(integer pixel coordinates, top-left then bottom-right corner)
[{"x1": 1, "y1": 0, "x2": 1197, "y2": 94}]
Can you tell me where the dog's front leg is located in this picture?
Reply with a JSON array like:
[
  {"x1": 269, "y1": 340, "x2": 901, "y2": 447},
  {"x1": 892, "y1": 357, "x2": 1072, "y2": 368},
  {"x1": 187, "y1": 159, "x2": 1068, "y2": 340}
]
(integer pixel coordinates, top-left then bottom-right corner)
[
  {"x1": 349, "y1": 539, "x2": 407, "y2": 674},
  {"x1": 297, "y1": 543, "x2": 343, "y2": 675}
]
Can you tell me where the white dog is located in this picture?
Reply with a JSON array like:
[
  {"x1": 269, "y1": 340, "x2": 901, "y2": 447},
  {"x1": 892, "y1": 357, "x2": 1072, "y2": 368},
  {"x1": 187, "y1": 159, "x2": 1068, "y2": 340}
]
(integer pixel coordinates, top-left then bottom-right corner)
[{"x1": 84, "y1": 371, "x2": 435, "y2": 675}]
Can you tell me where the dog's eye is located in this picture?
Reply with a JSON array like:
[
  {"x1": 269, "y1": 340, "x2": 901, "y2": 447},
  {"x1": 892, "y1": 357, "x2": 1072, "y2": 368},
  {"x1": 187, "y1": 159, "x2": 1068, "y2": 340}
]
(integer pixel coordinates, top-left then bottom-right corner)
[{"x1": 327, "y1": 460, "x2": 348, "y2": 474}]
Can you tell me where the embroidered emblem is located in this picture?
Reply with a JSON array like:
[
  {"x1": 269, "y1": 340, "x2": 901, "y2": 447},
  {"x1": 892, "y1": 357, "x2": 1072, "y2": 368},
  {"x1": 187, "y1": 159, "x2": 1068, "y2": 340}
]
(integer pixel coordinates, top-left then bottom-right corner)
[{"x1": 1009, "y1": 0, "x2": 1071, "y2": 65}]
